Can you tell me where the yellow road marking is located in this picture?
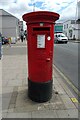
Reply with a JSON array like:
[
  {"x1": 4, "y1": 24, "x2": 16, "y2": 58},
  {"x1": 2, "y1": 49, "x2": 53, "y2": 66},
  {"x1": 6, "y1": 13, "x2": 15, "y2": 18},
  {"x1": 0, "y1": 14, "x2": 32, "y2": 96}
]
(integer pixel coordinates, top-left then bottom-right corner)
[{"x1": 71, "y1": 98, "x2": 78, "y2": 103}]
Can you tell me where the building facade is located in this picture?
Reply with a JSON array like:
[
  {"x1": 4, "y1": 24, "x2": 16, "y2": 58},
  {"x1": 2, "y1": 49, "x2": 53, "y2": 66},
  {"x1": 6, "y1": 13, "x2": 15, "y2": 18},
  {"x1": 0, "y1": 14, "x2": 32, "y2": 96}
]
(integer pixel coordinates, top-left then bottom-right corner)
[
  {"x1": 63, "y1": 1, "x2": 80, "y2": 40},
  {"x1": 18, "y1": 21, "x2": 24, "y2": 37},
  {"x1": 63, "y1": 20, "x2": 80, "y2": 40},
  {"x1": 0, "y1": 9, "x2": 20, "y2": 39}
]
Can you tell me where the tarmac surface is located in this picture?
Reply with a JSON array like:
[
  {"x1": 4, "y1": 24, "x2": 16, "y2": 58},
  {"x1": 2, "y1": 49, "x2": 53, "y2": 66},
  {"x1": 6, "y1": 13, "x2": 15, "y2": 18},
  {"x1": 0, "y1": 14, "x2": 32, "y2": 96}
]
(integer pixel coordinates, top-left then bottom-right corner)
[{"x1": 0, "y1": 41, "x2": 79, "y2": 119}]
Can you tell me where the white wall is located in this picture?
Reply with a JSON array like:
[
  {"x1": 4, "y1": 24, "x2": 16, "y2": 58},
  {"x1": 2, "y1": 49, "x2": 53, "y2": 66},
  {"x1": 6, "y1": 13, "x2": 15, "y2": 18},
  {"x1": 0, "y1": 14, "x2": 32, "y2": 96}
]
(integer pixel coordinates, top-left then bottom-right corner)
[
  {"x1": 0, "y1": 10, "x2": 2, "y2": 34},
  {"x1": 2, "y1": 16, "x2": 16, "y2": 37},
  {"x1": 63, "y1": 20, "x2": 80, "y2": 40},
  {"x1": 78, "y1": 24, "x2": 80, "y2": 39},
  {"x1": 78, "y1": 1, "x2": 80, "y2": 19},
  {"x1": 0, "y1": 17, "x2": 2, "y2": 34},
  {"x1": 63, "y1": 21, "x2": 71, "y2": 37},
  {"x1": 0, "y1": 9, "x2": 20, "y2": 39},
  {"x1": 72, "y1": 24, "x2": 80, "y2": 40},
  {"x1": 2, "y1": 16, "x2": 19, "y2": 38}
]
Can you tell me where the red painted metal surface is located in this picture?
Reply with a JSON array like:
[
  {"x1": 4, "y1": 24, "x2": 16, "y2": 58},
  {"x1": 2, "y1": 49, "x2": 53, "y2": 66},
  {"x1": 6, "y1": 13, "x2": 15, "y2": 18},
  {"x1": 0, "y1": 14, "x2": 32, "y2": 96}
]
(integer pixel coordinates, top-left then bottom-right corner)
[{"x1": 22, "y1": 11, "x2": 59, "y2": 83}]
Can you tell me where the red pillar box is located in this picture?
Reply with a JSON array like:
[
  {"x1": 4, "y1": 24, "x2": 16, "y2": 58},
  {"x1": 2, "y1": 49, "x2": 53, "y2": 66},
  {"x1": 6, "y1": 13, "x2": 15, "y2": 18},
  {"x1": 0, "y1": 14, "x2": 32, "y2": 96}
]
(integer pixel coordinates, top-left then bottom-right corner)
[{"x1": 22, "y1": 11, "x2": 59, "y2": 102}]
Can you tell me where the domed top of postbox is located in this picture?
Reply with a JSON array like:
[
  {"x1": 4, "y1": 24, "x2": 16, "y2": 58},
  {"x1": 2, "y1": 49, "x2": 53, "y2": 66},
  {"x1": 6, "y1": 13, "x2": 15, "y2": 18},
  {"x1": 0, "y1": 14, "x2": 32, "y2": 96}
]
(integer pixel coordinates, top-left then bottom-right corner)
[{"x1": 22, "y1": 11, "x2": 60, "y2": 23}]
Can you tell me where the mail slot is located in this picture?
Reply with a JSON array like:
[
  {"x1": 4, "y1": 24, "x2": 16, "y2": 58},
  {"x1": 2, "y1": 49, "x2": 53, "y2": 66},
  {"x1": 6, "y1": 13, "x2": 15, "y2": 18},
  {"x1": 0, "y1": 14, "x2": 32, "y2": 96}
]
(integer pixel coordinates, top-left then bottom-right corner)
[{"x1": 22, "y1": 11, "x2": 60, "y2": 102}]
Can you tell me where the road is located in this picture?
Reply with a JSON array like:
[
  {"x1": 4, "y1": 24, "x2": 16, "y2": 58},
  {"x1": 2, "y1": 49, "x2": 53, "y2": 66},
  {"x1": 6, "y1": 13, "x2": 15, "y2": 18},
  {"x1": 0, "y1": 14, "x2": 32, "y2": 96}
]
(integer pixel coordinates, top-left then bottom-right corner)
[{"x1": 54, "y1": 42, "x2": 78, "y2": 91}]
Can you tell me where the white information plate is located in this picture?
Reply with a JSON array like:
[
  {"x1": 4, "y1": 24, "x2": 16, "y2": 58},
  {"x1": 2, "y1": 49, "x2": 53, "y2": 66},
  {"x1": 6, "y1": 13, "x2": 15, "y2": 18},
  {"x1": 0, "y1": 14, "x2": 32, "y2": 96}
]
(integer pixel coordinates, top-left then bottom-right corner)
[{"x1": 37, "y1": 35, "x2": 45, "y2": 48}]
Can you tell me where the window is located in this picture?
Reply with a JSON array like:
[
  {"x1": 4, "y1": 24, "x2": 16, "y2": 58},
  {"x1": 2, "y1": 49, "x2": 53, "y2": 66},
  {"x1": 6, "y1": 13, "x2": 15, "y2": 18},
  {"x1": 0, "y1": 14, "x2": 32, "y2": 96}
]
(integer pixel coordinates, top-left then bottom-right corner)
[
  {"x1": 69, "y1": 30, "x2": 72, "y2": 37},
  {"x1": 64, "y1": 25, "x2": 65, "y2": 29}
]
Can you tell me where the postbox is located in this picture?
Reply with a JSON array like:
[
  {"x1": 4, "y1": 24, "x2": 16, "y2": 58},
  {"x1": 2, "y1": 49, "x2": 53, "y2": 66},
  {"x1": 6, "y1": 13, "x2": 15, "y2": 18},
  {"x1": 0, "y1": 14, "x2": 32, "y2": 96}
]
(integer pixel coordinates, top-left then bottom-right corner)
[{"x1": 22, "y1": 11, "x2": 59, "y2": 102}]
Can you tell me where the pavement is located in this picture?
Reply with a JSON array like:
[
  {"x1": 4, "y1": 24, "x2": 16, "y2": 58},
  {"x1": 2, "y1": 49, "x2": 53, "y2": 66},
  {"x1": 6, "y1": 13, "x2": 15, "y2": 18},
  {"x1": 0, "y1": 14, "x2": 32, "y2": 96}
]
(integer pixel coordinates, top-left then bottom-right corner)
[
  {"x1": 0, "y1": 41, "x2": 79, "y2": 119},
  {"x1": 69, "y1": 39, "x2": 80, "y2": 43}
]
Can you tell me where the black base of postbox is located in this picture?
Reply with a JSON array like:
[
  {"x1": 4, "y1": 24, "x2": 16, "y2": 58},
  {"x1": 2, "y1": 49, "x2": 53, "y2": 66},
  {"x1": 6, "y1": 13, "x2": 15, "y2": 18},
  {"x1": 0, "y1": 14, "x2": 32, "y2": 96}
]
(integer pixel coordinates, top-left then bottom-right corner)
[{"x1": 28, "y1": 78, "x2": 53, "y2": 103}]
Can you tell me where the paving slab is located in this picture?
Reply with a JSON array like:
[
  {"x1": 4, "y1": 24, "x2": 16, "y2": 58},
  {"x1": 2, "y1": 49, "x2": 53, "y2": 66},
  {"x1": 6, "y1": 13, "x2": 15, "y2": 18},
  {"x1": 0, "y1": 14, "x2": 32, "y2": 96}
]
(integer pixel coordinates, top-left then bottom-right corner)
[
  {"x1": 60, "y1": 94, "x2": 76, "y2": 109},
  {"x1": 6, "y1": 112, "x2": 32, "y2": 118},
  {"x1": 32, "y1": 110, "x2": 58, "y2": 118},
  {"x1": 56, "y1": 109, "x2": 78, "y2": 118}
]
